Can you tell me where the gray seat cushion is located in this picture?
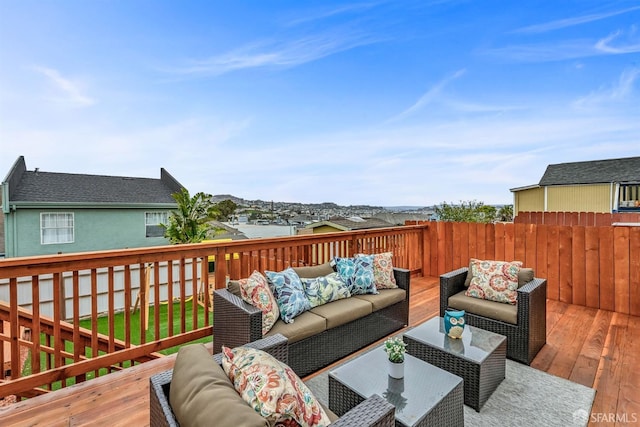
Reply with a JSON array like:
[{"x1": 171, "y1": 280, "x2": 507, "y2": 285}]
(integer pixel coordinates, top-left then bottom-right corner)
[
  {"x1": 265, "y1": 311, "x2": 327, "y2": 343},
  {"x1": 353, "y1": 289, "x2": 406, "y2": 311},
  {"x1": 310, "y1": 298, "x2": 373, "y2": 329},
  {"x1": 448, "y1": 290, "x2": 518, "y2": 325}
]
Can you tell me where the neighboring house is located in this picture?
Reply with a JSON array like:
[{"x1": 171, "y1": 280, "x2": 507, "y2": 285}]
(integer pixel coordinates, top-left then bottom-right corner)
[
  {"x1": 372, "y1": 211, "x2": 435, "y2": 225},
  {"x1": 0, "y1": 191, "x2": 4, "y2": 257},
  {"x1": 302, "y1": 216, "x2": 394, "y2": 234},
  {"x1": 511, "y1": 156, "x2": 640, "y2": 216},
  {"x1": 1, "y1": 156, "x2": 184, "y2": 258}
]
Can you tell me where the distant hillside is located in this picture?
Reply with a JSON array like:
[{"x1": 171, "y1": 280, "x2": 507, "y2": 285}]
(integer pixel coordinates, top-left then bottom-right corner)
[{"x1": 211, "y1": 194, "x2": 384, "y2": 210}]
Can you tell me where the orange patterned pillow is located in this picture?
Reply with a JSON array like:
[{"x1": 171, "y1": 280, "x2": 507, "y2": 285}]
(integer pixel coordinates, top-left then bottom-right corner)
[
  {"x1": 465, "y1": 259, "x2": 522, "y2": 304},
  {"x1": 356, "y1": 252, "x2": 397, "y2": 289},
  {"x1": 222, "y1": 346, "x2": 330, "y2": 427},
  {"x1": 238, "y1": 270, "x2": 280, "y2": 335}
]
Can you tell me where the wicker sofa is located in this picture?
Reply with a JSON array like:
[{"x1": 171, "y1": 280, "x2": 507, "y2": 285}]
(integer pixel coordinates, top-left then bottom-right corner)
[
  {"x1": 439, "y1": 266, "x2": 547, "y2": 365},
  {"x1": 213, "y1": 264, "x2": 410, "y2": 377},
  {"x1": 149, "y1": 334, "x2": 395, "y2": 427}
]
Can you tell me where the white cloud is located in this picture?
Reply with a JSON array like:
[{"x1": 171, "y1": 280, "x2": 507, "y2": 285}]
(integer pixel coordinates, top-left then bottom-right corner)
[
  {"x1": 595, "y1": 28, "x2": 640, "y2": 54},
  {"x1": 512, "y1": 6, "x2": 640, "y2": 34},
  {"x1": 478, "y1": 40, "x2": 600, "y2": 63},
  {"x1": 573, "y1": 67, "x2": 640, "y2": 109},
  {"x1": 32, "y1": 66, "x2": 96, "y2": 107},
  {"x1": 168, "y1": 28, "x2": 382, "y2": 77},
  {"x1": 386, "y1": 69, "x2": 466, "y2": 123},
  {"x1": 285, "y1": 2, "x2": 384, "y2": 26}
]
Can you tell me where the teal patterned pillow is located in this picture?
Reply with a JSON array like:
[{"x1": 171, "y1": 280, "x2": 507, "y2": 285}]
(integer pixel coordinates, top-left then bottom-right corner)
[
  {"x1": 265, "y1": 267, "x2": 311, "y2": 323},
  {"x1": 301, "y1": 272, "x2": 351, "y2": 308},
  {"x1": 334, "y1": 256, "x2": 378, "y2": 295}
]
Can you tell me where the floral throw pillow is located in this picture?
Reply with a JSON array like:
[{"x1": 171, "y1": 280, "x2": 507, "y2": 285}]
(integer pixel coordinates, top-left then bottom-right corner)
[
  {"x1": 357, "y1": 252, "x2": 397, "y2": 289},
  {"x1": 301, "y1": 272, "x2": 351, "y2": 308},
  {"x1": 334, "y1": 256, "x2": 378, "y2": 295},
  {"x1": 265, "y1": 267, "x2": 311, "y2": 323},
  {"x1": 222, "y1": 346, "x2": 331, "y2": 427},
  {"x1": 238, "y1": 270, "x2": 280, "y2": 335},
  {"x1": 465, "y1": 259, "x2": 522, "y2": 305}
]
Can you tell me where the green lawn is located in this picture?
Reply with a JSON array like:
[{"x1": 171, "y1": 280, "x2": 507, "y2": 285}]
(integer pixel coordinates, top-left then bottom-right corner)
[
  {"x1": 78, "y1": 298, "x2": 213, "y2": 354},
  {"x1": 23, "y1": 300, "x2": 212, "y2": 389}
]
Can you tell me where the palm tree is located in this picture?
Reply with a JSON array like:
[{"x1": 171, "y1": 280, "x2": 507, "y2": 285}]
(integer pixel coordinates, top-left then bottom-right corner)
[{"x1": 163, "y1": 189, "x2": 218, "y2": 244}]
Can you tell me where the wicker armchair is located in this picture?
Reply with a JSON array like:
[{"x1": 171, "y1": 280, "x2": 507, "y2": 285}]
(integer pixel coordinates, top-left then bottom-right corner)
[
  {"x1": 149, "y1": 334, "x2": 395, "y2": 427},
  {"x1": 439, "y1": 267, "x2": 547, "y2": 365}
]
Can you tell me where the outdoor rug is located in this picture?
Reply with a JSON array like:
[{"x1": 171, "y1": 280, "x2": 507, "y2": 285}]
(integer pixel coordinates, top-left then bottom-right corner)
[{"x1": 305, "y1": 355, "x2": 595, "y2": 427}]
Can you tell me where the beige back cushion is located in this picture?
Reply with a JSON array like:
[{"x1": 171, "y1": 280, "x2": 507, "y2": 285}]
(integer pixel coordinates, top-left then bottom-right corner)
[
  {"x1": 464, "y1": 259, "x2": 534, "y2": 288},
  {"x1": 170, "y1": 344, "x2": 268, "y2": 427},
  {"x1": 227, "y1": 280, "x2": 242, "y2": 297},
  {"x1": 292, "y1": 262, "x2": 335, "y2": 278}
]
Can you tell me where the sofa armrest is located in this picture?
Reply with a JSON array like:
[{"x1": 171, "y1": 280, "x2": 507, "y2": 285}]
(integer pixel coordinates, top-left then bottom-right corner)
[
  {"x1": 213, "y1": 288, "x2": 263, "y2": 354},
  {"x1": 213, "y1": 333, "x2": 289, "y2": 366},
  {"x1": 393, "y1": 267, "x2": 410, "y2": 293},
  {"x1": 331, "y1": 394, "x2": 395, "y2": 427},
  {"x1": 439, "y1": 267, "x2": 468, "y2": 317}
]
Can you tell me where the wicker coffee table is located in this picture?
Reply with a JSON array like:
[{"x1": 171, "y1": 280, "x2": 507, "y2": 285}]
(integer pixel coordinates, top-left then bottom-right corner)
[
  {"x1": 404, "y1": 317, "x2": 506, "y2": 412},
  {"x1": 328, "y1": 346, "x2": 464, "y2": 427}
]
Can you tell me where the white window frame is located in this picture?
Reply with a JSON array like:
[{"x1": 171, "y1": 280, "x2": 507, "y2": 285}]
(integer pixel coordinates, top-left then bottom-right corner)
[
  {"x1": 145, "y1": 211, "x2": 169, "y2": 238},
  {"x1": 40, "y1": 212, "x2": 74, "y2": 245}
]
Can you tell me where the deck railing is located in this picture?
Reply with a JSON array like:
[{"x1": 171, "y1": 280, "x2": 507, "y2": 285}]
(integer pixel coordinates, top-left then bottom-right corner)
[
  {"x1": 1, "y1": 220, "x2": 638, "y2": 399},
  {"x1": 0, "y1": 225, "x2": 422, "y2": 398}
]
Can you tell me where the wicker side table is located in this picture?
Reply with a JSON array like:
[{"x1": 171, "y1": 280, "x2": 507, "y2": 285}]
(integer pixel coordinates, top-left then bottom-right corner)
[
  {"x1": 329, "y1": 347, "x2": 464, "y2": 427},
  {"x1": 405, "y1": 317, "x2": 506, "y2": 412}
]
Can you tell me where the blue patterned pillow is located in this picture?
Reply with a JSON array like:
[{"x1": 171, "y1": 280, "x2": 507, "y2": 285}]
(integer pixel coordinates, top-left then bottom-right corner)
[
  {"x1": 265, "y1": 267, "x2": 311, "y2": 323},
  {"x1": 301, "y1": 272, "x2": 351, "y2": 308},
  {"x1": 334, "y1": 256, "x2": 378, "y2": 295}
]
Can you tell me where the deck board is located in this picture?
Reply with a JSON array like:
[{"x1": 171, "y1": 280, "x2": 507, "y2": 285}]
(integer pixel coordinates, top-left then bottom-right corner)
[{"x1": 0, "y1": 275, "x2": 639, "y2": 426}]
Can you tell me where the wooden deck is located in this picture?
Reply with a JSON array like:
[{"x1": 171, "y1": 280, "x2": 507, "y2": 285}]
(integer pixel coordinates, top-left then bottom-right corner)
[{"x1": 1, "y1": 276, "x2": 639, "y2": 426}]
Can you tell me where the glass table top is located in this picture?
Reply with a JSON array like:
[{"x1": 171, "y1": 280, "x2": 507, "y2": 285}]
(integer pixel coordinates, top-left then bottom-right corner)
[
  {"x1": 329, "y1": 347, "x2": 462, "y2": 426},
  {"x1": 404, "y1": 317, "x2": 506, "y2": 364}
]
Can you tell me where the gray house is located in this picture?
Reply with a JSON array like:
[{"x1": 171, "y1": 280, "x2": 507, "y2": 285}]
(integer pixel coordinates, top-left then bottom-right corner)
[{"x1": 1, "y1": 156, "x2": 184, "y2": 258}]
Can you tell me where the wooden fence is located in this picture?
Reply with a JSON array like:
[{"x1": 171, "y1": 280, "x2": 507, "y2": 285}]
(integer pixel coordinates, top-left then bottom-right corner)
[
  {"x1": 515, "y1": 211, "x2": 640, "y2": 226},
  {"x1": 408, "y1": 221, "x2": 640, "y2": 317}
]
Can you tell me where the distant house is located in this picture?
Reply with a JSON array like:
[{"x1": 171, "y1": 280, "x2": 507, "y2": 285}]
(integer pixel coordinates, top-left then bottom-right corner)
[
  {"x1": 511, "y1": 156, "x2": 640, "y2": 216},
  {"x1": 302, "y1": 216, "x2": 394, "y2": 234},
  {"x1": 1, "y1": 156, "x2": 184, "y2": 258}
]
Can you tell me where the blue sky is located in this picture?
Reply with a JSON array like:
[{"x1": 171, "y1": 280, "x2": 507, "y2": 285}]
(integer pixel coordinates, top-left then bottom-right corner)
[{"x1": 1, "y1": 1, "x2": 638, "y2": 207}]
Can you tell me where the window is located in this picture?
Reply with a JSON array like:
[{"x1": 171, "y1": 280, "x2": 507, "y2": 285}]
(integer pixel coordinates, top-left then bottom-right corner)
[
  {"x1": 41, "y1": 213, "x2": 74, "y2": 244},
  {"x1": 146, "y1": 212, "x2": 168, "y2": 237},
  {"x1": 618, "y1": 184, "x2": 640, "y2": 209}
]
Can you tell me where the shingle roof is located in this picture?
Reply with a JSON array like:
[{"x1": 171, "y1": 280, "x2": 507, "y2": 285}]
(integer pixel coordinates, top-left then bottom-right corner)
[
  {"x1": 539, "y1": 156, "x2": 640, "y2": 186},
  {"x1": 11, "y1": 171, "x2": 179, "y2": 204},
  {"x1": 11, "y1": 171, "x2": 175, "y2": 203}
]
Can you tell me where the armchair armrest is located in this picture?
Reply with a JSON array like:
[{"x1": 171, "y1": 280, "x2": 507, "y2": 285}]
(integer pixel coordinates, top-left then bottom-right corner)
[
  {"x1": 439, "y1": 267, "x2": 468, "y2": 317},
  {"x1": 331, "y1": 394, "x2": 395, "y2": 427},
  {"x1": 213, "y1": 288, "x2": 263, "y2": 354},
  {"x1": 516, "y1": 277, "x2": 547, "y2": 326}
]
